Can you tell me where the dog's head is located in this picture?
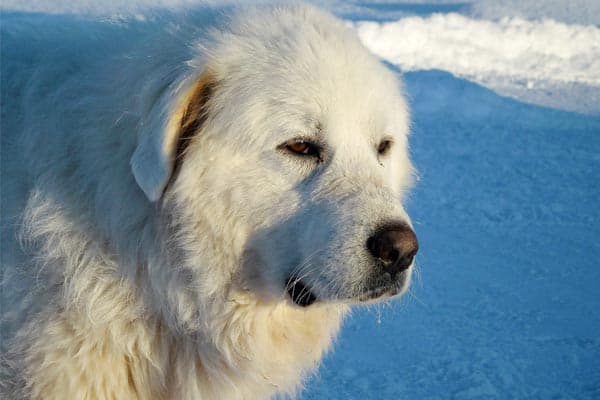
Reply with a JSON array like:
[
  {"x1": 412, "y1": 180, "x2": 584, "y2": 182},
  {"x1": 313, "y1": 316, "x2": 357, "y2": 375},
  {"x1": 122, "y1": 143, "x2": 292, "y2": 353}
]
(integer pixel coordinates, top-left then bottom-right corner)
[{"x1": 131, "y1": 5, "x2": 417, "y2": 310}]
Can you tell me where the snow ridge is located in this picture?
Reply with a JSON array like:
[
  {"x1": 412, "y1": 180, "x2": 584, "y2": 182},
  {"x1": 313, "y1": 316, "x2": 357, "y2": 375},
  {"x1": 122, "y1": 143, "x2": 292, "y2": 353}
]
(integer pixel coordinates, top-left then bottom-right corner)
[{"x1": 355, "y1": 13, "x2": 600, "y2": 87}]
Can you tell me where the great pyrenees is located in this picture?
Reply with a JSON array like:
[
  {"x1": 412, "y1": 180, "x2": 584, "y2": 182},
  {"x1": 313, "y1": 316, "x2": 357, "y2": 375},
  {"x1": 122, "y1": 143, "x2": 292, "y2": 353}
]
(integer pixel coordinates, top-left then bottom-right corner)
[{"x1": 0, "y1": 3, "x2": 418, "y2": 399}]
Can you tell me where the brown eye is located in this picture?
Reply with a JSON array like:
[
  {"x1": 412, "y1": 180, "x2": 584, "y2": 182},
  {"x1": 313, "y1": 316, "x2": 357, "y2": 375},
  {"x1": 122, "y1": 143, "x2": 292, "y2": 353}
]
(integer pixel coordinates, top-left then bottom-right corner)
[
  {"x1": 285, "y1": 140, "x2": 320, "y2": 157},
  {"x1": 377, "y1": 139, "x2": 393, "y2": 156}
]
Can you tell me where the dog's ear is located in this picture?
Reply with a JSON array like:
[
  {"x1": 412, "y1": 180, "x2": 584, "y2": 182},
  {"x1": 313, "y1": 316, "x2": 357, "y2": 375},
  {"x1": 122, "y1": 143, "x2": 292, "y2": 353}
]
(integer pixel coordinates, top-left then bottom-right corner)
[{"x1": 130, "y1": 72, "x2": 214, "y2": 202}]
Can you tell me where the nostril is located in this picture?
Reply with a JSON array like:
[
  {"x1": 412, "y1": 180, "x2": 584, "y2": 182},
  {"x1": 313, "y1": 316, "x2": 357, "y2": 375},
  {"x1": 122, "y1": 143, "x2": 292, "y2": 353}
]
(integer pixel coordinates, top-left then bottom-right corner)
[
  {"x1": 387, "y1": 249, "x2": 399, "y2": 264},
  {"x1": 398, "y1": 250, "x2": 417, "y2": 269},
  {"x1": 366, "y1": 236, "x2": 375, "y2": 255}
]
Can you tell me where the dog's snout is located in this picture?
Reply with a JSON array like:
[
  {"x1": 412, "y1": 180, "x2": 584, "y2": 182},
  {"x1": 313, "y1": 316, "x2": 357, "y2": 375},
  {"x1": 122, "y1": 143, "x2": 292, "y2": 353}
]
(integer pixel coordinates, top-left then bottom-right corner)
[{"x1": 367, "y1": 224, "x2": 418, "y2": 278}]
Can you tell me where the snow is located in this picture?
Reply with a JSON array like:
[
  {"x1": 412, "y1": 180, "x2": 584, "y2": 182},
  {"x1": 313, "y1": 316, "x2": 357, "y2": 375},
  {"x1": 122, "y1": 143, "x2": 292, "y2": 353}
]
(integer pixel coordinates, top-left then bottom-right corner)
[
  {"x1": 470, "y1": 0, "x2": 600, "y2": 26},
  {"x1": 2, "y1": 1, "x2": 600, "y2": 399},
  {"x1": 354, "y1": 14, "x2": 600, "y2": 114}
]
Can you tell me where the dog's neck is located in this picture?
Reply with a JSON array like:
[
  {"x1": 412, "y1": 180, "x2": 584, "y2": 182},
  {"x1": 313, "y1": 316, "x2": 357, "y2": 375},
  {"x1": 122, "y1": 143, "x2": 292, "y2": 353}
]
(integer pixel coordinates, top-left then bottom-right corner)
[{"x1": 174, "y1": 295, "x2": 348, "y2": 398}]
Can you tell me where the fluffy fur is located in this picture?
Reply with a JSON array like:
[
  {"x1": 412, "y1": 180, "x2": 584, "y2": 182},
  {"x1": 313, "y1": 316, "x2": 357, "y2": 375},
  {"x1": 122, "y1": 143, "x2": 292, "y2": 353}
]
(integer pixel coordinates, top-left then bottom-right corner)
[{"x1": 1, "y1": 3, "x2": 414, "y2": 399}]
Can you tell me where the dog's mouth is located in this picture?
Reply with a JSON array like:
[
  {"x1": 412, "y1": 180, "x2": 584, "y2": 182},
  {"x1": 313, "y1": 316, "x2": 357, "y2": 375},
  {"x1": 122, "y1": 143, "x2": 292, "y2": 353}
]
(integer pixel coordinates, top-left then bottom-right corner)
[
  {"x1": 355, "y1": 272, "x2": 410, "y2": 303},
  {"x1": 356, "y1": 284, "x2": 401, "y2": 302},
  {"x1": 284, "y1": 271, "x2": 409, "y2": 306},
  {"x1": 285, "y1": 277, "x2": 317, "y2": 307}
]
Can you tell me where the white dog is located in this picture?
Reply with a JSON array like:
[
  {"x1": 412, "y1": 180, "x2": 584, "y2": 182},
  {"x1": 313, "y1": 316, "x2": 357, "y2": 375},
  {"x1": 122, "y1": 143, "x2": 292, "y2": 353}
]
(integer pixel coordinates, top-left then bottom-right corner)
[{"x1": 0, "y1": 3, "x2": 418, "y2": 399}]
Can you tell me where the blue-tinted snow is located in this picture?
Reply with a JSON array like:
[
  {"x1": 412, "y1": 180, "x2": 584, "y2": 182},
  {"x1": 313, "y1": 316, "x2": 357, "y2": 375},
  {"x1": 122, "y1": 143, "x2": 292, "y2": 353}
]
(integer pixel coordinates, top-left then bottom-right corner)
[{"x1": 302, "y1": 70, "x2": 600, "y2": 399}]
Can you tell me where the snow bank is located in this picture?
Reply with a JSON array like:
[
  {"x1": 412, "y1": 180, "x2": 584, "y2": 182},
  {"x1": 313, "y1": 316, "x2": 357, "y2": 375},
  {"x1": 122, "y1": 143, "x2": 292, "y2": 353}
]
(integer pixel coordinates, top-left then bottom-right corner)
[
  {"x1": 355, "y1": 13, "x2": 600, "y2": 86},
  {"x1": 355, "y1": 13, "x2": 600, "y2": 114}
]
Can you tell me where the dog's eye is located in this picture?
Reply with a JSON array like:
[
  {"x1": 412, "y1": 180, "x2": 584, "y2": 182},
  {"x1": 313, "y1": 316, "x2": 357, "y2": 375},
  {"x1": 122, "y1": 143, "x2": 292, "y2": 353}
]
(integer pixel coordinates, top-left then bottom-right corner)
[
  {"x1": 377, "y1": 139, "x2": 393, "y2": 156},
  {"x1": 283, "y1": 140, "x2": 321, "y2": 158}
]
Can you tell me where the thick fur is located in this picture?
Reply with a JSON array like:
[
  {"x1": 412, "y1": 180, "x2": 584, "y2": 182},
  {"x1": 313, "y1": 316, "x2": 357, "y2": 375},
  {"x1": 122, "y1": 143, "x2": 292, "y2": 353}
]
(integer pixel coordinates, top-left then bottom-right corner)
[{"x1": 0, "y1": 3, "x2": 414, "y2": 399}]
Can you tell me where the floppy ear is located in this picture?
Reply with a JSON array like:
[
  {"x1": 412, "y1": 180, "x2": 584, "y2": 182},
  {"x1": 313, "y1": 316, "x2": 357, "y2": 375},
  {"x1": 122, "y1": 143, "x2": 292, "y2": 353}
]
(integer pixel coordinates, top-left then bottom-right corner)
[{"x1": 130, "y1": 72, "x2": 214, "y2": 202}]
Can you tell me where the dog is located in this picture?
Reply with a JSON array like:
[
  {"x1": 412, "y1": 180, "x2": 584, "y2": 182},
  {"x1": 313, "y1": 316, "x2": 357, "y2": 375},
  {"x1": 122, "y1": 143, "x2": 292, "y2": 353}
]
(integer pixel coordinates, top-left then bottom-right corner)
[{"x1": 0, "y1": 3, "x2": 418, "y2": 399}]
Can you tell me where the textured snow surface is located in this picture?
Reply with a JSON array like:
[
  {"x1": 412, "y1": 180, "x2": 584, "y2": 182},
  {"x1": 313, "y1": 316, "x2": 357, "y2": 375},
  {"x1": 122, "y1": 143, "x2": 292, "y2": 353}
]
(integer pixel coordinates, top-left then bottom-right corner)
[
  {"x1": 355, "y1": 14, "x2": 600, "y2": 114},
  {"x1": 471, "y1": 0, "x2": 600, "y2": 26},
  {"x1": 357, "y1": 14, "x2": 600, "y2": 88},
  {"x1": 2, "y1": 1, "x2": 600, "y2": 399}
]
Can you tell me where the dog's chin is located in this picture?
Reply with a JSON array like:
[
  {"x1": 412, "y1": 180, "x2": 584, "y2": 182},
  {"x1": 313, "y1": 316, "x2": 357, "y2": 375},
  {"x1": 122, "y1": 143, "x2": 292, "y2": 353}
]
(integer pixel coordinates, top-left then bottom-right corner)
[
  {"x1": 353, "y1": 273, "x2": 411, "y2": 304},
  {"x1": 354, "y1": 282, "x2": 406, "y2": 304}
]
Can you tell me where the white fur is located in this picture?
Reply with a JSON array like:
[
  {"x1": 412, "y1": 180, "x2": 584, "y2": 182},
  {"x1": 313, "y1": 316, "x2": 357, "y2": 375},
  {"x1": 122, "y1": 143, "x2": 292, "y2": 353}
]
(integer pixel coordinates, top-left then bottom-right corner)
[{"x1": 0, "y1": 3, "x2": 414, "y2": 399}]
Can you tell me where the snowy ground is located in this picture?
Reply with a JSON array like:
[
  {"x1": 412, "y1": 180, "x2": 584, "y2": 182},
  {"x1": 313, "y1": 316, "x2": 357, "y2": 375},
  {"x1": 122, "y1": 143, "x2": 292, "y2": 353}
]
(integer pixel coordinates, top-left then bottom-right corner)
[{"x1": 2, "y1": 1, "x2": 599, "y2": 399}]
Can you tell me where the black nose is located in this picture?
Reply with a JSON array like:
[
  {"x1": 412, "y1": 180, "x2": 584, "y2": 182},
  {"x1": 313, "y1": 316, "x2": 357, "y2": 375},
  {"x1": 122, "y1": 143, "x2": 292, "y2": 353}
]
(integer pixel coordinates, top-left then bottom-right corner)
[{"x1": 367, "y1": 224, "x2": 418, "y2": 278}]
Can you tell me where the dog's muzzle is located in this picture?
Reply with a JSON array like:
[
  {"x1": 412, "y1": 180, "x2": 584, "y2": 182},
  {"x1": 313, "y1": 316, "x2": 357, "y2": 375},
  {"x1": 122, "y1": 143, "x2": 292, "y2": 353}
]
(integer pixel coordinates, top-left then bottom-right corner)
[{"x1": 284, "y1": 223, "x2": 418, "y2": 306}]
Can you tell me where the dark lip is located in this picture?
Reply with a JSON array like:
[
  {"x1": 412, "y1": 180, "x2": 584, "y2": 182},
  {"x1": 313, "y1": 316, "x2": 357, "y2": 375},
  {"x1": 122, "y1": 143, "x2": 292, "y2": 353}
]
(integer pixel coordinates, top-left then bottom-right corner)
[
  {"x1": 285, "y1": 278, "x2": 317, "y2": 307},
  {"x1": 284, "y1": 271, "x2": 408, "y2": 306},
  {"x1": 356, "y1": 282, "x2": 403, "y2": 303}
]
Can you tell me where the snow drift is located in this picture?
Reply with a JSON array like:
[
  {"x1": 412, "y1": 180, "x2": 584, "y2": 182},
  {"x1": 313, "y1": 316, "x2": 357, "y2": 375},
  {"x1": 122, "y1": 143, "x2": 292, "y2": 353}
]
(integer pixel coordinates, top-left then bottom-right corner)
[
  {"x1": 355, "y1": 13, "x2": 600, "y2": 86},
  {"x1": 354, "y1": 13, "x2": 600, "y2": 114}
]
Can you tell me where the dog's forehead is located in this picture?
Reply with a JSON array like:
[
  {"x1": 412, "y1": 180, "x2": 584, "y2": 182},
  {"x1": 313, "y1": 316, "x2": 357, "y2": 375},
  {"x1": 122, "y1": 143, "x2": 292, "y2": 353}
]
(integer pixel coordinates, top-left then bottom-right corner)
[
  {"x1": 265, "y1": 60, "x2": 407, "y2": 146},
  {"x1": 207, "y1": 5, "x2": 409, "y2": 144}
]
